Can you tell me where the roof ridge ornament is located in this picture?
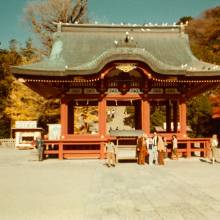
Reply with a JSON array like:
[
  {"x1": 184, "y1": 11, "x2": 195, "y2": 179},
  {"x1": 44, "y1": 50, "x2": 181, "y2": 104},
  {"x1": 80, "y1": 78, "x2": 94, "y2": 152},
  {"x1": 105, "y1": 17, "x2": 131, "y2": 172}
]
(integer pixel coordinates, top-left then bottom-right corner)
[{"x1": 114, "y1": 31, "x2": 137, "y2": 48}]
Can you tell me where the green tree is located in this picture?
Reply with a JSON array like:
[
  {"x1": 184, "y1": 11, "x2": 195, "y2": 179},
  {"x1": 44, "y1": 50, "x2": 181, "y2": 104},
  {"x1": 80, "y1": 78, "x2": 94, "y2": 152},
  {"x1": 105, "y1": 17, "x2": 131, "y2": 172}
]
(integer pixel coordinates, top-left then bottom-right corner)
[
  {"x1": 150, "y1": 106, "x2": 166, "y2": 132},
  {"x1": 187, "y1": 94, "x2": 213, "y2": 137},
  {"x1": 176, "y1": 16, "x2": 193, "y2": 25},
  {"x1": 38, "y1": 99, "x2": 60, "y2": 131},
  {"x1": 20, "y1": 38, "x2": 39, "y2": 63}
]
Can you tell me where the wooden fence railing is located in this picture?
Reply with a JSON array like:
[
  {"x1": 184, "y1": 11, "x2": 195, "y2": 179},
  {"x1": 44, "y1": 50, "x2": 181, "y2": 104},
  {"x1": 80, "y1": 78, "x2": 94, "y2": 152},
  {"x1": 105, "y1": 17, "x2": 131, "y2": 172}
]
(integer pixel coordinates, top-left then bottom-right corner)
[
  {"x1": 42, "y1": 137, "x2": 211, "y2": 160},
  {"x1": 0, "y1": 138, "x2": 16, "y2": 148},
  {"x1": 166, "y1": 138, "x2": 211, "y2": 158}
]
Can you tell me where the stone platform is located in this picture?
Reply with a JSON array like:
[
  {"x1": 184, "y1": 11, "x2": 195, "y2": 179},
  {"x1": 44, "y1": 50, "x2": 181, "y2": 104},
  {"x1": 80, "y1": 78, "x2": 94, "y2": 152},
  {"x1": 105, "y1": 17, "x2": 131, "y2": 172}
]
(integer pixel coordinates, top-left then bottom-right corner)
[{"x1": 0, "y1": 148, "x2": 220, "y2": 220}]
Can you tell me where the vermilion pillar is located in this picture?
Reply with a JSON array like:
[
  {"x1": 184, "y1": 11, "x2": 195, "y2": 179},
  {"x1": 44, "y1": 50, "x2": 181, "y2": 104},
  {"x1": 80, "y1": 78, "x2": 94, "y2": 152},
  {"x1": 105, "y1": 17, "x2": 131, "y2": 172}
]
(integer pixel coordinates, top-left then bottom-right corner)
[
  {"x1": 60, "y1": 97, "x2": 68, "y2": 138},
  {"x1": 179, "y1": 98, "x2": 187, "y2": 136},
  {"x1": 141, "y1": 99, "x2": 150, "y2": 134},
  {"x1": 59, "y1": 97, "x2": 68, "y2": 160},
  {"x1": 98, "y1": 98, "x2": 106, "y2": 159}
]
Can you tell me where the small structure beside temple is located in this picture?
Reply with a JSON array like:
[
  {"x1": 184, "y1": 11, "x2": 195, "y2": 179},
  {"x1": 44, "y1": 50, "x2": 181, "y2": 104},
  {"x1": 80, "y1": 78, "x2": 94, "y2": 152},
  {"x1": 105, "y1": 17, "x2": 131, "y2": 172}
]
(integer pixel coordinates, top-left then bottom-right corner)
[
  {"x1": 11, "y1": 23, "x2": 220, "y2": 159},
  {"x1": 12, "y1": 121, "x2": 43, "y2": 149}
]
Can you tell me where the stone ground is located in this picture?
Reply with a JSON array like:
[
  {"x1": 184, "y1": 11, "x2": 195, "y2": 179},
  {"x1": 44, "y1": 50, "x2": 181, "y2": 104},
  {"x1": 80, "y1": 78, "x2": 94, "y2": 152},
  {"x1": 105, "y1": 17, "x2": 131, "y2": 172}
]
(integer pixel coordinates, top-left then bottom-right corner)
[{"x1": 0, "y1": 147, "x2": 220, "y2": 220}]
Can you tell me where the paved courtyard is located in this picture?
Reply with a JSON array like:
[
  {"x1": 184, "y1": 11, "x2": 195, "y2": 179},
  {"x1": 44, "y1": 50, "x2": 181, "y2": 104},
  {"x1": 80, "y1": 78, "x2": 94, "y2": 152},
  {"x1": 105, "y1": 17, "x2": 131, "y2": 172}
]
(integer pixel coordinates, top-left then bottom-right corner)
[{"x1": 0, "y1": 147, "x2": 220, "y2": 220}]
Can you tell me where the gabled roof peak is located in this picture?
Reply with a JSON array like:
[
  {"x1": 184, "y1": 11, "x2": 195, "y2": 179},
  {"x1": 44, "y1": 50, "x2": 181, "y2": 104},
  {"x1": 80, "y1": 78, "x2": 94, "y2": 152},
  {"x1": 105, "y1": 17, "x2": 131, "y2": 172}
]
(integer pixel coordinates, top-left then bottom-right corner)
[{"x1": 54, "y1": 22, "x2": 186, "y2": 34}]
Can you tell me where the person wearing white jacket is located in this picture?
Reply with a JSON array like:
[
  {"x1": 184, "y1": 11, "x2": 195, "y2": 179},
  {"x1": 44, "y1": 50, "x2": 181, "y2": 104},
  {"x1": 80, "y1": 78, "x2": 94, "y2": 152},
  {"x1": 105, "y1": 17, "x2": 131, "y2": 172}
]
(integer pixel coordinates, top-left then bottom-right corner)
[{"x1": 210, "y1": 134, "x2": 218, "y2": 164}]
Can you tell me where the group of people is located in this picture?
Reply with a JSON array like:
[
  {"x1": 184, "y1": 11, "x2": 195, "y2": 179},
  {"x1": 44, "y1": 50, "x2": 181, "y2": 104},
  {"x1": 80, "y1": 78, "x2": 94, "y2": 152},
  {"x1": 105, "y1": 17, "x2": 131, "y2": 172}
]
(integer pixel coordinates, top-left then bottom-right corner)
[
  {"x1": 105, "y1": 132, "x2": 179, "y2": 167},
  {"x1": 136, "y1": 132, "x2": 178, "y2": 166}
]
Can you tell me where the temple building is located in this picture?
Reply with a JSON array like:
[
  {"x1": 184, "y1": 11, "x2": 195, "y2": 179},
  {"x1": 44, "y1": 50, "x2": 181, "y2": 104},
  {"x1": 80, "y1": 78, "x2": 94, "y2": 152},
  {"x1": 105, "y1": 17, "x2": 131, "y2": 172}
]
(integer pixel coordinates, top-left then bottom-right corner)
[{"x1": 11, "y1": 23, "x2": 220, "y2": 159}]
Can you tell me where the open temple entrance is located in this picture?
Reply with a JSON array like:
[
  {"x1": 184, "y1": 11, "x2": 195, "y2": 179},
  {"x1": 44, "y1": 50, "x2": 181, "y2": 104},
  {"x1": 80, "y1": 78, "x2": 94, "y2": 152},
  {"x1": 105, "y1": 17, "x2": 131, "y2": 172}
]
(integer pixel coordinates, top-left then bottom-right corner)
[{"x1": 106, "y1": 100, "x2": 142, "y2": 133}]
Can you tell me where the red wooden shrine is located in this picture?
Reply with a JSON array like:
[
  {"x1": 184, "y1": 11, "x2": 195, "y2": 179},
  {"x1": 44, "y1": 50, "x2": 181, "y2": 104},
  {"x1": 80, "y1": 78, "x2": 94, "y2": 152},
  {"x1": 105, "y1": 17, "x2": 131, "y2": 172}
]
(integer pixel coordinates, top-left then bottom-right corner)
[{"x1": 12, "y1": 23, "x2": 220, "y2": 159}]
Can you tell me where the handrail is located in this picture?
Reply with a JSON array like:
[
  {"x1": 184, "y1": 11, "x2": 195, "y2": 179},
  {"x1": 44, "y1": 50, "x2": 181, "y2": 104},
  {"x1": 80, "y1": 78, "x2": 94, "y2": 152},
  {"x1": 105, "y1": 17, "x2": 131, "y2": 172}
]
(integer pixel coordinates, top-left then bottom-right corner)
[
  {"x1": 43, "y1": 137, "x2": 211, "y2": 159},
  {"x1": 0, "y1": 138, "x2": 15, "y2": 148}
]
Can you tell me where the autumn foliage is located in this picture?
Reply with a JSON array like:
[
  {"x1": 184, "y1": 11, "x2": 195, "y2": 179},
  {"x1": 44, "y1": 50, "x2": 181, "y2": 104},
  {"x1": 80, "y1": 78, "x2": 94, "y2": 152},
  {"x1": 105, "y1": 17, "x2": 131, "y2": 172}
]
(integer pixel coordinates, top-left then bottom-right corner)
[{"x1": 186, "y1": 6, "x2": 220, "y2": 65}]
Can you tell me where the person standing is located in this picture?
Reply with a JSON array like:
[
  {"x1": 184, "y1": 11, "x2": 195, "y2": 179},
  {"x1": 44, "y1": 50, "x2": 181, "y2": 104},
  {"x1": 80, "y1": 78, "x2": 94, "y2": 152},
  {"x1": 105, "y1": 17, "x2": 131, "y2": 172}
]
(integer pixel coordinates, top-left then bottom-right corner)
[
  {"x1": 157, "y1": 135, "x2": 166, "y2": 165},
  {"x1": 36, "y1": 136, "x2": 44, "y2": 161},
  {"x1": 136, "y1": 135, "x2": 147, "y2": 165},
  {"x1": 163, "y1": 136, "x2": 168, "y2": 158},
  {"x1": 111, "y1": 108, "x2": 115, "y2": 119},
  {"x1": 171, "y1": 135, "x2": 178, "y2": 160},
  {"x1": 105, "y1": 140, "x2": 117, "y2": 167},
  {"x1": 210, "y1": 134, "x2": 218, "y2": 164},
  {"x1": 152, "y1": 132, "x2": 159, "y2": 165},
  {"x1": 146, "y1": 135, "x2": 154, "y2": 165}
]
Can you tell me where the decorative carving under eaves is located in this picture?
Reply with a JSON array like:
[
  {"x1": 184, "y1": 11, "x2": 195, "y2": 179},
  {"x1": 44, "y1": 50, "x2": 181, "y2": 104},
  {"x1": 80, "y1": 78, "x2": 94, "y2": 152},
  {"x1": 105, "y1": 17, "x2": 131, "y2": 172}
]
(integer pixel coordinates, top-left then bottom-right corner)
[{"x1": 116, "y1": 63, "x2": 137, "y2": 72}]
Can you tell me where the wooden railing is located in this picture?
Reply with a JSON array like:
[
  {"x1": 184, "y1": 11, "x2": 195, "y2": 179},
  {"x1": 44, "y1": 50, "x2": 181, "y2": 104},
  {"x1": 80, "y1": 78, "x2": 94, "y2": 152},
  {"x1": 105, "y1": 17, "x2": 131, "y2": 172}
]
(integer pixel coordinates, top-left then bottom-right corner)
[
  {"x1": 165, "y1": 138, "x2": 211, "y2": 158},
  {"x1": 43, "y1": 137, "x2": 211, "y2": 160},
  {"x1": 0, "y1": 138, "x2": 15, "y2": 148},
  {"x1": 43, "y1": 138, "x2": 107, "y2": 159}
]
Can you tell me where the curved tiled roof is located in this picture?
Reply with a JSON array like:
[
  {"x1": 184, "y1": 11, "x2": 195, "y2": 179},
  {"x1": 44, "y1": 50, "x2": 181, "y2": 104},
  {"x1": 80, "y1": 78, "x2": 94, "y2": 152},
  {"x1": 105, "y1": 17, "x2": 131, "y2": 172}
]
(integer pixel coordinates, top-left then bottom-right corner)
[{"x1": 11, "y1": 23, "x2": 220, "y2": 77}]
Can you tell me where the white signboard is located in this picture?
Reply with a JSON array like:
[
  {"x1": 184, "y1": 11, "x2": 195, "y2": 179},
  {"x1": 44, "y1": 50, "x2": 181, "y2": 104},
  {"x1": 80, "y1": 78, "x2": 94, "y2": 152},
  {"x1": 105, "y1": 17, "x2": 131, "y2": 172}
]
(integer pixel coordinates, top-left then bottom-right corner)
[
  {"x1": 15, "y1": 121, "x2": 37, "y2": 129},
  {"x1": 48, "y1": 124, "x2": 61, "y2": 140}
]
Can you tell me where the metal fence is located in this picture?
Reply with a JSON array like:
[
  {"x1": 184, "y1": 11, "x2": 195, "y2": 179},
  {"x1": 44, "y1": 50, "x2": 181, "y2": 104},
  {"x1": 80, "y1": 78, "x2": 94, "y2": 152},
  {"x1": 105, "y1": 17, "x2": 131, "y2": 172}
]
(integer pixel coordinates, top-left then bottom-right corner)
[{"x1": 0, "y1": 138, "x2": 15, "y2": 148}]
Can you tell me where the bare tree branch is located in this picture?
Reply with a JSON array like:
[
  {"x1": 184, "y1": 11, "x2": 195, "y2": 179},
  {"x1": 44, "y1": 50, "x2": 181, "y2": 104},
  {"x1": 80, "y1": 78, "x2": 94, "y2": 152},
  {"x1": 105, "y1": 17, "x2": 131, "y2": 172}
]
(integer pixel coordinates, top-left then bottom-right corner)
[{"x1": 23, "y1": 0, "x2": 88, "y2": 54}]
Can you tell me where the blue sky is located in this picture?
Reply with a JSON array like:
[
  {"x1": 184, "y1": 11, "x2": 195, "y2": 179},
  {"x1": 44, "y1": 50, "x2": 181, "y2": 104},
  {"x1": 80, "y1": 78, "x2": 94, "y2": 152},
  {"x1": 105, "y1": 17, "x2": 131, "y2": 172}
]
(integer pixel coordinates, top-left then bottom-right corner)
[{"x1": 0, "y1": 0, "x2": 219, "y2": 49}]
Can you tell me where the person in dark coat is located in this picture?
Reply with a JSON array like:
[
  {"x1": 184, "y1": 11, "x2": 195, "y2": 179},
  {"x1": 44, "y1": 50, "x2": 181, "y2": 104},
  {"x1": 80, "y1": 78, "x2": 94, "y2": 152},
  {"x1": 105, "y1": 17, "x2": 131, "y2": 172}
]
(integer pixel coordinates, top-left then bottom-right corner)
[{"x1": 36, "y1": 136, "x2": 44, "y2": 161}]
